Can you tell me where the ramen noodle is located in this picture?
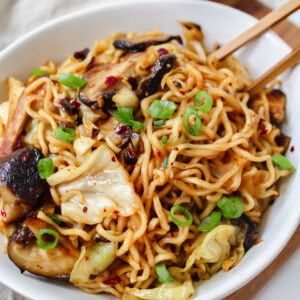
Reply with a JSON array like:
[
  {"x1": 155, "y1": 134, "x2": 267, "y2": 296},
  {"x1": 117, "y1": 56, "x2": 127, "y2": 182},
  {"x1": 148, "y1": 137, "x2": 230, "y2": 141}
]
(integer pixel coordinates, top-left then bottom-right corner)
[{"x1": 0, "y1": 23, "x2": 295, "y2": 299}]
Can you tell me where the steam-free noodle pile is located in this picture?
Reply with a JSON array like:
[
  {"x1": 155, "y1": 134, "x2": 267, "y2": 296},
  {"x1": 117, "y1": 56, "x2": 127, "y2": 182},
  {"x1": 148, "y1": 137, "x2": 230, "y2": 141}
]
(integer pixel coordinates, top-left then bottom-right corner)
[{"x1": 0, "y1": 23, "x2": 295, "y2": 299}]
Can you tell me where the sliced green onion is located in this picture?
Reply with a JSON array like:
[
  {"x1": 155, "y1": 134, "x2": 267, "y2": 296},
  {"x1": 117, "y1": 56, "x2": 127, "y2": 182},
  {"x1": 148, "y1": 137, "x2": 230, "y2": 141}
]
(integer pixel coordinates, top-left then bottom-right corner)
[
  {"x1": 271, "y1": 154, "x2": 295, "y2": 171},
  {"x1": 183, "y1": 107, "x2": 202, "y2": 136},
  {"x1": 30, "y1": 70, "x2": 49, "y2": 77},
  {"x1": 163, "y1": 157, "x2": 168, "y2": 169},
  {"x1": 161, "y1": 136, "x2": 168, "y2": 144},
  {"x1": 155, "y1": 263, "x2": 173, "y2": 283},
  {"x1": 55, "y1": 126, "x2": 76, "y2": 143},
  {"x1": 217, "y1": 196, "x2": 244, "y2": 219},
  {"x1": 49, "y1": 215, "x2": 61, "y2": 225},
  {"x1": 57, "y1": 73, "x2": 87, "y2": 88},
  {"x1": 37, "y1": 158, "x2": 54, "y2": 179},
  {"x1": 130, "y1": 120, "x2": 144, "y2": 130},
  {"x1": 114, "y1": 106, "x2": 144, "y2": 129},
  {"x1": 149, "y1": 100, "x2": 176, "y2": 119},
  {"x1": 194, "y1": 90, "x2": 213, "y2": 112},
  {"x1": 170, "y1": 205, "x2": 193, "y2": 226},
  {"x1": 37, "y1": 229, "x2": 59, "y2": 250},
  {"x1": 154, "y1": 119, "x2": 166, "y2": 126},
  {"x1": 197, "y1": 211, "x2": 222, "y2": 232}
]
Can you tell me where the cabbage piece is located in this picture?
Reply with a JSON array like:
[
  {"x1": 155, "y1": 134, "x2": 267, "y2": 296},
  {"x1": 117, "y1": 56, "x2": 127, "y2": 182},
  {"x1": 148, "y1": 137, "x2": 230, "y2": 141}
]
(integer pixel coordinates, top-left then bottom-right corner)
[
  {"x1": 70, "y1": 242, "x2": 116, "y2": 284},
  {"x1": 124, "y1": 280, "x2": 193, "y2": 300},
  {"x1": 0, "y1": 101, "x2": 9, "y2": 126},
  {"x1": 123, "y1": 266, "x2": 194, "y2": 300},
  {"x1": 47, "y1": 144, "x2": 143, "y2": 224},
  {"x1": 185, "y1": 225, "x2": 235, "y2": 270},
  {"x1": 73, "y1": 135, "x2": 96, "y2": 157}
]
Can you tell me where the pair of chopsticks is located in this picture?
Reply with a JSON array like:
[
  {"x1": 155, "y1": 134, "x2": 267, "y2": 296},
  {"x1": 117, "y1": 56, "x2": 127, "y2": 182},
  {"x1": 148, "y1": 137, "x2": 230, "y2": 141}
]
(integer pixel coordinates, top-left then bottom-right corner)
[{"x1": 212, "y1": 0, "x2": 300, "y2": 97}]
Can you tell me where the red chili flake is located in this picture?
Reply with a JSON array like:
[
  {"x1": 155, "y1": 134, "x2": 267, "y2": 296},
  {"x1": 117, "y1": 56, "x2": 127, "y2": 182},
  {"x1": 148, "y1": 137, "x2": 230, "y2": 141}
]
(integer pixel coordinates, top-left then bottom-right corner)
[
  {"x1": 1, "y1": 209, "x2": 6, "y2": 218},
  {"x1": 70, "y1": 99, "x2": 81, "y2": 108},
  {"x1": 91, "y1": 128, "x2": 99, "y2": 138},
  {"x1": 171, "y1": 162, "x2": 174, "y2": 166},
  {"x1": 260, "y1": 129, "x2": 268, "y2": 136},
  {"x1": 115, "y1": 125, "x2": 128, "y2": 135},
  {"x1": 174, "y1": 147, "x2": 179, "y2": 151},
  {"x1": 180, "y1": 91, "x2": 185, "y2": 95},
  {"x1": 291, "y1": 146, "x2": 295, "y2": 152},
  {"x1": 102, "y1": 276, "x2": 121, "y2": 286},
  {"x1": 157, "y1": 48, "x2": 169, "y2": 56},
  {"x1": 104, "y1": 208, "x2": 107, "y2": 212},
  {"x1": 83, "y1": 206, "x2": 88, "y2": 213},
  {"x1": 259, "y1": 117, "x2": 265, "y2": 122},
  {"x1": 134, "y1": 186, "x2": 139, "y2": 194},
  {"x1": 22, "y1": 154, "x2": 30, "y2": 162},
  {"x1": 113, "y1": 210, "x2": 119, "y2": 215},
  {"x1": 105, "y1": 76, "x2": 119, "y2": 87},
  {"x1": 112, "y1": 156, "x2": 116, "y2": 162},
  {"x1": 14, "y1": 138, "x2": 22, "y2": 150},
  {"x1": 157, "y1": 151, "x2": 162, "y2": 157},
  {"x1": 171, "y1": 231, "x2": 175, "y2": 237},
  {"x1": 85, "y1": 256, "x2": 89, "y2": 261}
]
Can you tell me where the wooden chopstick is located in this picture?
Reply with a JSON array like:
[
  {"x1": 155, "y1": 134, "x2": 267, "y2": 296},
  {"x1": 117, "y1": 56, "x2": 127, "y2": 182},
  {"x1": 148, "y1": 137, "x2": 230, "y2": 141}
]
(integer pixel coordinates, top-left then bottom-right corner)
[
  {"x1": 213, "y1": 0, "x2": 300, "y2": 60},
  {"x1": 247, "y1": 44, "x2": 300, "y2": 96}
]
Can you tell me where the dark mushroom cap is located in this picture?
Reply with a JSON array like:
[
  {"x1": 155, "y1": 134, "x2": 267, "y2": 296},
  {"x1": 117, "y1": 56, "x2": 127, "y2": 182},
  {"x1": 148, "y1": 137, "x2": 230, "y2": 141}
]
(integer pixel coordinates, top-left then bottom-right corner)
[
  {"x1": 138, "y1": 54, "x2": 176, "y2": 99},
  {"x1": 113, "y1": 35, "x2": 182, "y2": 53},
  {"x1": 0, "y1": 147, "x2": 45, "y2": 206},
  {"x1": 8, "y1": 216, "x2": 79, "y2": 279}
]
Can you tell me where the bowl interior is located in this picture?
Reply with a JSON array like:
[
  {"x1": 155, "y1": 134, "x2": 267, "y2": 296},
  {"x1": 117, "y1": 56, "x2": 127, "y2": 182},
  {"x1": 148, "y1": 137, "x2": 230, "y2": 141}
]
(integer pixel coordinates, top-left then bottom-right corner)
[{"x1": 0, "y1": 0, "x2": 299, "y2": 299}]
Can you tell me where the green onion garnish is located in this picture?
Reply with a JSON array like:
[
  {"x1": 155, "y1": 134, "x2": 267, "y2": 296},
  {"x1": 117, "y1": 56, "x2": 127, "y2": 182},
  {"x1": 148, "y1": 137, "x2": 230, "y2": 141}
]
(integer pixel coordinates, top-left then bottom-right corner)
[
  {"x1": 183, "y1": 107, "x2": 202, "y2": 136},
  {"x1": 154, "y1": 119, "x2": 166, "y2": 126},
  {"x1": 149, "y1": 100, "x2": 176, "y2": 119},
  {"x1": 55, "y1": 126, "x2": 76, "y2": 143},
  {"x1": 271, "y1": 154, "x2": 295, "y2": 171},
  {"x1": 163, "y1": 157, "x2": 168, "y2": 168},
  {"x1": 194, "y1": 90, "x2": 213, "y2": 112},
  {"x1": 37, "y1": 228, "x2": 59, "y2": 250},
  {"x1": 37, "y1": 158, "x2": 54, "y2": 179},
  {"x1": 57, "y1": 73, "x2": 87, "y2": 88},
  {"x1": 114, "y1": 106, "x2": 144, "y2": 130},
  {"x1": 217, "y1": 196, "x2": 244, "y2": 219},
  {"x1": 155, "y1": 263, "x2": 173, "y2": 283},
  {"x1": 170, "y1": 205, "x2": 193, "y2": 226},
  {"x1": 49, "y1": 215, "x2": 61, "y2": 225},
  {"x1": 197, "y1": 211, "x2": 222, "y2": 232},
  {"x1": 29, "y1": 70, "x2": 49, "y2": 77},
  {"x1": 161, "y1": 136, "x2": 168, "y2": 144}
]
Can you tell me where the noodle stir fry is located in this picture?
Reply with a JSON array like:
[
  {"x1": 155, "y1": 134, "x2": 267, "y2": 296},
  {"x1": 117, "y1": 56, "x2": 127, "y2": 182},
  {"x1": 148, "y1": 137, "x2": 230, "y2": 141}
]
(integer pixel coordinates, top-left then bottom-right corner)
[{"x1": 0, "y1": 23, "x2": 295, "y2": 299}]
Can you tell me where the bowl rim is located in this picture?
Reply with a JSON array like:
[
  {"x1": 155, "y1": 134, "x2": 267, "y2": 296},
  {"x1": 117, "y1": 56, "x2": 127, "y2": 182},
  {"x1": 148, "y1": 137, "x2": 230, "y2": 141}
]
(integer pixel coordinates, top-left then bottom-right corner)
[{"x1": 0, "y1": 1, "x2": 299, "y2": 299}]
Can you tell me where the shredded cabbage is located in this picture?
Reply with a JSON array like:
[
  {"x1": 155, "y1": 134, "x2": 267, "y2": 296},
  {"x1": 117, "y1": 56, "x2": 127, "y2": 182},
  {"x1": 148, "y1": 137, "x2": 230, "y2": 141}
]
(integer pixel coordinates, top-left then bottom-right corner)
[{"x1": 70, "y1": 242, "x2": 116, "y2": 284}]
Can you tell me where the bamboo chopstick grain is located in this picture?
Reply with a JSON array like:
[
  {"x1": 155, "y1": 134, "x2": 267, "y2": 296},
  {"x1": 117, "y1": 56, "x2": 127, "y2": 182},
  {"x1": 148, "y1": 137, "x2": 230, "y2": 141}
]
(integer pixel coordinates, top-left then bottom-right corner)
[
  {"x1": 213, "y1": 0, "x2": 300, "y2": 60},
  {"x1": 247, "y1": 44, "x2": 300, "y2": 96}
]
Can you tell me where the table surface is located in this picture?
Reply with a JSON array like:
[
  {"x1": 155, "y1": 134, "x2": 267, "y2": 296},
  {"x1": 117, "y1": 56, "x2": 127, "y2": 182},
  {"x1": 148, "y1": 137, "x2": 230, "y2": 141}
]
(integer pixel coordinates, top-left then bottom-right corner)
[{"x1": 0, "y1": 0, "x2": 299, "y2": 299}]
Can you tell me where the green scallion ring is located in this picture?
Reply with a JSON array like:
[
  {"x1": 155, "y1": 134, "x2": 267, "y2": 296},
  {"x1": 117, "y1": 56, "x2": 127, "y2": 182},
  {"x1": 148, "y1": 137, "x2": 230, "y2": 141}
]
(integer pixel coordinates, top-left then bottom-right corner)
[
  {"x1": 217, "y1": 196, "x2": 244, "y2": 219},
  {"x1": 29, "y1": 70, "x2": 49, "y2": 77},
  {"x1": 170, "y1": 205, "x2": 193, "y2": 226},
  {"x1": 161, "y1": 136, "x2": 168, "y2": 144},
  {"x1": 49, "y1": 215, "x2": 61, "y2": 225},
  {"x1": 37, "y1": 229, "x2": 59, "y2": 250},
  {"x1": 194, "y1": 90, "x2": 213, "y2": 112},
  {"x1": 183, "y1": 107, "x2": 202, "y2": 136},
  {"x1": 37, "y1": 158, "x2": 54, "y2": 179},
  {"x1": 271, "y1": 154, "x2": 295, "y2": 171},
  {"x1": 57, "y1": 73, "x2": 87, "y2": 88},
  {"x1": 149, "y1": 100, "x2": 177, "y2": 119},
  {"x1": 163, "y1": 157, "x2": 169, "y2": 169},
  {"x1": 197, "y1": 211, "x2": 222, "y2": 232},
  {"x1": 55, "y1": 126, "x2": 76, "y2": 143},
  {"x1": 154, "y1": 119, "x2": 166, "y2": 126},
  {"x1": 155, "y1": 263, "x2": 173, "y2": 283}
]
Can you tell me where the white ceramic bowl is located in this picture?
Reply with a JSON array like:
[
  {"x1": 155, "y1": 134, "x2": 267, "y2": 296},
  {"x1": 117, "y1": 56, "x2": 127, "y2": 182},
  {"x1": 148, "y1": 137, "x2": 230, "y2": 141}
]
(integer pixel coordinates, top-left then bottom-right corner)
[{"x1": 0, "y1": 0, "x2": 299, "y2": 299}]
